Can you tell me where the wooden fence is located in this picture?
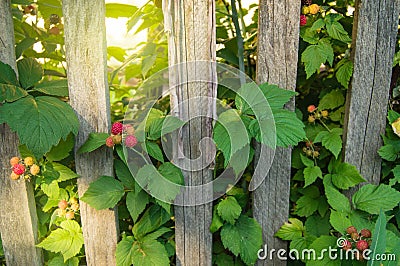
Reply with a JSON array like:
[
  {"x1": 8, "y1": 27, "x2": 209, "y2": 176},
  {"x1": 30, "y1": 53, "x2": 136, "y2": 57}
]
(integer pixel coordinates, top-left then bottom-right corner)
[{"x1": 0, "y1": 0, "x2": 399, "y2": 265}]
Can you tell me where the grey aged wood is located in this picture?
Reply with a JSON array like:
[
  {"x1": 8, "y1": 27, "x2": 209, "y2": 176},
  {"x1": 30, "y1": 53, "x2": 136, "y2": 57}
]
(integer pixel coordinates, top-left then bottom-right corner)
[
  {"x1": 164, "y1": 0, "x2": 216, "y2": 265},
  {"x1": 0, "y1": 0, "x2": 43, "y2": 265},
  {"x1": 254, "y1": 0, "x2": 301, "y2": 265},
  {"x1": 62, "y1": 1, "x2": 118, "y2": 265},
  {"x1": 343, "y1": 0, "x2": 400, "y2": 194}
]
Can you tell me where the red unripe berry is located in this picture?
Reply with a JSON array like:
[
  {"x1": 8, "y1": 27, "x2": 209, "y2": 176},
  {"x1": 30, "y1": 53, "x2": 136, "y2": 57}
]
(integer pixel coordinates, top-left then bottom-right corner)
[
  {"x1": 360, "y1": 229, "x2": 371, "y2": 238},
  {"x1": 65, "y1": 211, "x2": 75, "y2": 220},
  {"x1": 106, "y1": 136, "x2": 114, "y2": 148},
  {"x1": 342, "y1": 239, "x2": 352, "y2": 251},
  {"x1": 307, "y1": 105, "x2": 317, "y2": 113},
  {"x1": 111, "y1": 122, "x2": 123, "y2": 135},
  {"x1": 13, "y1": 164, "x2": 25, "y2": 175},
  {"x1": 356, "y1": 240, "x2": 369, "y2": 251},
  {"x1": 300, "y1": 15, "x2": 307, "y2": 26},
  {"x1": 346, "y1": 226, "x2": 358, "y2": 235},
  {"x1": 125, "y1": 135, "x2": 138, "y2": 148},
  {"x1": 58, "y1": 200, "x2": 68, "y2": 210}
]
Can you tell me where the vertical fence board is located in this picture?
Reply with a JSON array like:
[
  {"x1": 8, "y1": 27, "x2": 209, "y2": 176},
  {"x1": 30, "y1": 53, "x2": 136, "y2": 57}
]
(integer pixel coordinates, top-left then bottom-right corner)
[
  {"x1": 164, "y1": 0, "x2": 216, "y2": 265},
  {"x1": 343, "y1": 0, "x2": 400, "y2": 191},
  {"x1": 254, "y1": 0, "x2": 301, "y2": 265},
  {"x1": 0, "y1": 1, "x2": 43, "y2": 265},
  {"x1": 62, "y1": 1, "x2": 118, "y2": 265}
]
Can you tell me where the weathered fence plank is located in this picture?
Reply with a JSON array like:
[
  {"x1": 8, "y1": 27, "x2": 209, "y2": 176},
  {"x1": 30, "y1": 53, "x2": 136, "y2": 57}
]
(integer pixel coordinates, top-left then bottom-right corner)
[
  {"x1": 62, "y1": 1, "x2": 118, "y2": 265},
  {"x1": 0, "y1": 1, "x2": 43, "y2": 265},
  {"x1": 343, "y1": 0, "x2": 400, "y2": 191},
  {"x1": 164, "y1": 0, "x2": 216, "y2": 265},
  {"x1": 254, "y1": 0, "x2": 301, "y2": 265}
]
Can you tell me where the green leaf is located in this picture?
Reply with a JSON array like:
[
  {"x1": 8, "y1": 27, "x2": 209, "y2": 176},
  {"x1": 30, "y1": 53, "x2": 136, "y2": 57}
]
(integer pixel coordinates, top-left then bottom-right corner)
[
  {"x1": 329, "y1": 210, "x2": 352, "y2": 234},
  {"x1": 331, "y1": 162, "x2": 365, "y2": 189},
  {"x1": 318, "y1": 89, "x2": 345, "y2": 110},
  {"x1": 144, "y1": 141, "x2": 164, "y2": 162},
  {"x1": 48, "y1": 256, "x2": 79, "y2": 266},
  {"x1": 388, "y1": 110, "x2": 400, "y2": 124},
  {"x1": 0, "y1": 84, "x2": 27, "y2": 103},
  {"x1": 142, "y1": 227, "x2": 171, "y2": 242},
  {"x1": 378, "y1": 144, "x2": 399, "y2": 162},
  {"x1": 323, "y1": 176, "x2": 351, "y2": 213},
  {"x1": 15, "y1": 37, "x2": 37, "y2": 59},
  {"x1": 158, "y1": 162, "x2": 184, "y2": 185},
  {"x1": 306, "y1": 236, "x2": 341, "y2": 266},
  {"x1": 301, "y1": 39, "x2": 334, "y2": 78},
  {"x1": 34, "y1": 79, "x2": 69, "y2": 97},
  {"x1": 0, "y1": 61, "x2": 18, "y2": 85},
  {"x1": 117, "y1": 236, "x2": 169, "y2": 266},
  {"x1": 81, "y1": 176, "x2": 124, "y2": 210},
  {"x1": 305, "y1": 214, "x2": 331, "y2": 237},
  {"x1": 106, "y1": 3, "x2": 139, "y2": 18},
  {"x1": 37, "y1": 0, "x2": 62, "y2": 17},
  {"x1": 213, "y1": 109, "x2": 250, "y2": 163},
  {"x1": 0, "y1": 96, "x2": 79, "y2": 158},
  {"x1": 259, "y1": 83, "x2": 296, "y2": 110},
  {"x1": 17, "y1": 58, "x2": 43, "y2": 88},
  {"x1": 300, "y1": 154, "x2": 314, "y2": 167},
  {"x1": 335, "y1": 59, "x2": 353, "y2": 88},
  {"x1": 368, "y1": 210, "x2": 387, "y2": 266},
  {"x1": 210, "y1": 207, "x2": 224, "y2": 233},
  {"x1": 300, "y1": 27, "x2": 320, "y2": 44},
  {"x1": 132, "y1": 205, "x2": 170, "y2": 239},
  {"x1": 275, "y1": 218, "x2": 305, "y2": 241},
  {"x1": 303, "y1": 166, "x2": 322, "y2": 187},
  {"x1": 214, "y1": 253, "x2": 235, "y2": 266},
  {"x1": 311, "y1": 18, "x2": 325, "y2": 31},
  {"x1": 114, "y1": 159, "x2": 136, "y2": 190},
  {"x1": 126, "y1": 190, "x2": 149, "y2": 223},
  {"x1": 325, "y1": 18, "x2": 352, "y2": 43},
  {"x1": 295, "y1": 193, "x2": 320, "y2": 217},
  {"x1": 45, "y1": 134, "x2": 74, "y2": 161},
  {"x1": 78, "y1": 133, "x2": 109, "y2": 154},
  {"x1": 217, "y1": 196, "x2": 242, "y2": 224},
  {"x1": 37, "y1": 220, "x2": 83, "y2": 262},
  {"x1": 141, "y1": 54, "x2": 157, "y2": 77},
  {"x1": 108, "y1": 46, "x2": 127, "y2": 62},
  {"x1": 220, "y1": 215, "x2": 263, "y2": 265},
  {"x1": 352, "y1": 184, "x2": 400, "y2": 214},
  {"x1": 273, "y1": 109, "x2": 306, "y2": 147},
  {"x1": 160, "y1": 115, "x2": 185, "y2": 135},
  {"x1": 390, "y1": 165, "x2": 400, "y2": 186},
  {"x1": 314, "y1": 128, "x2": 343, "y2": 158},
  {"x1": 41, "y1": 181, "x2": 60, "y2": 199},
  {"x1": 52, "y1": 163, "x2": 78, "y2": 182},
  {"x1": 147, "y1": 115, "x2": 185, "y2": 140}
]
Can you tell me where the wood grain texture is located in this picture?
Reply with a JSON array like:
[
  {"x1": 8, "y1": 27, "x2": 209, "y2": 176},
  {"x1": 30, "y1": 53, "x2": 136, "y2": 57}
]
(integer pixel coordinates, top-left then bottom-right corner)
[
  {"x1": 343, "y1": 0, "x2": 400, "y2": 194},
  {"x1": 254, "y1": 0, "x2": 301, "y2": 265},
  {"x1": 164, "y1": 0, "x2": 216, "y2": 265},
  {"x1": 62, "y1": 1, "x2": 118, "y2": 265},
  {"x1": 0, "y1": 1, "x2": 43, "y2": 265}
]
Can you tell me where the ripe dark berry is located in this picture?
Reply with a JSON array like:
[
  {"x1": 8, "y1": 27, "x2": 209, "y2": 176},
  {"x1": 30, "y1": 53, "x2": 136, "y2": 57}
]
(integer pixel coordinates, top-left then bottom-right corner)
[
  {"x1": 49, "y1": 14, "x2": 60, "y2": 24},
  {"x1": 356, "y1": 240, "x2": 369, "y2": 251},
  {"x1": 302, "y1": 0, "x2": 312, "y2": 5},
  {"x1": 111, "y1": 122, "x2": 123, "y2": 135},
  {"x1": 346, "y1": 226, "x2": 357, "y2": 235}
]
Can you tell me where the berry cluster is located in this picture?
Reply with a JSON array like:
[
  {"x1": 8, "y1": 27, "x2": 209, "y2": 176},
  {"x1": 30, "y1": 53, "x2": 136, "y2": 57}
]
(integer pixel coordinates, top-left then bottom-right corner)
[
  {"x1": 106, "y1": 122, "x2": 138, "y2": 148},
  {"x1": 299, "y1": 0, "x2": 320, "y2": 26},
  {"x1": 44, "y1": 14, "x2": 63, "y2": 35},
  {"x1": 9, "y1": 156, "x2": 40, "y2": 181},
  {"x1": 22, "y1": 5, "x2": 36, "y2": 16},
  {"x1": 341, "y1": 226, "x2": 372, "y2": 260},
  {"x1": 307, "y1": 105, "x2": 329, "y2": 123},
  {"x1": 302, "y1": 140, "x2": 320, "y2": 158},
  {"x1": 56, "y1": 198, "x2": 80, "y2": 220}
]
